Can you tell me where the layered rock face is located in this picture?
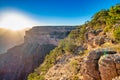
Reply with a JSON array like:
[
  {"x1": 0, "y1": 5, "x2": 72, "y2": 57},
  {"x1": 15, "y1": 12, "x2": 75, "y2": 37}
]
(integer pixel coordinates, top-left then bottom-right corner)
[
  {"x1": 24, "y1": 26, "x2": 74, "y2": 45},
  {"x1": 0, "y1": 26, "x2": 75, "y2": 80},
  {"x1": 81, "y1": 49, "x2": 120, "y2": 80}
]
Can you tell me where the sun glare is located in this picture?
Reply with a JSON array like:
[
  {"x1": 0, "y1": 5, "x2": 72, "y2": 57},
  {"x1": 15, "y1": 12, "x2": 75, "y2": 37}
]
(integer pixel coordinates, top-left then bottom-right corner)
[{"x1": 0, "y1": 9, "x2": 40, "y2": 31}]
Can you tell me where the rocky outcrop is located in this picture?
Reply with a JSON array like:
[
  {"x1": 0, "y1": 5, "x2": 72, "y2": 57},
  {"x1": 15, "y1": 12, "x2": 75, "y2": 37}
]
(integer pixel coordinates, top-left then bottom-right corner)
[
  {"x1": 24, "y1": 26, "x2": 74, "y2": 45},
  {"x1": 45, "y1": 55, "x2": 81, "y2": 80},
  {"x1": 99, "y1": 54, "x2": 120, "y2": 80},
  {"x1": 0, "y1": 26, "x2": 75, "y2": 80},
  {"x1": 85, "y1": 29, "x2": 115, "y2": 50},
  {"x1": 81, "y1": 49, "x2": 120, "y2": 80}
]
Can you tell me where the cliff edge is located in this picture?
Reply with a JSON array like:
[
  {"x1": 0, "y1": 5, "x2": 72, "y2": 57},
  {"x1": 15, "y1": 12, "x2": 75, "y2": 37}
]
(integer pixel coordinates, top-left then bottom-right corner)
[{"x1": 0, "y1": 26, "x2": 75, "y2": 80}]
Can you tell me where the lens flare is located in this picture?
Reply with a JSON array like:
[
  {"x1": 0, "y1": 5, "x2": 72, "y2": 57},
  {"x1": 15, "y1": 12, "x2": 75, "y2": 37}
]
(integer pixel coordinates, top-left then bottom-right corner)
[{"x1": 0, "y1": 9, "x2": 40, "y2": 30}]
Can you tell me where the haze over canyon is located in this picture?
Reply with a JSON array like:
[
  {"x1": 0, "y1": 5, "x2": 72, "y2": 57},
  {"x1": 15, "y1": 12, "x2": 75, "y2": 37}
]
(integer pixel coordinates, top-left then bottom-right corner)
[{"x1": 0, "y1": 0, "x2": 120, "y2": 80}]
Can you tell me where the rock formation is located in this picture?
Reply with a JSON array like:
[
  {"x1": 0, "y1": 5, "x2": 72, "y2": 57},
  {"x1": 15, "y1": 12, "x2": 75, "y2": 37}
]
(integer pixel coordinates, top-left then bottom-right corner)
[
  {"x1": 27, "y1": 5, "x2": 120, "y2": 80},
  {"x1": 81, "y1": 49, "x2": 120, "y2": 80},
  {"x1": 0, "y1": 26, "x2": 75, "y2": 80}
]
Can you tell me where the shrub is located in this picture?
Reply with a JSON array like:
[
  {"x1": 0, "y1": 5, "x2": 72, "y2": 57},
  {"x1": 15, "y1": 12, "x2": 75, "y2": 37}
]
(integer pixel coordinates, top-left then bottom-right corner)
[
  {"x1": 59, "y1": 39, "x2": 77, "y2": 54},
  {"x1": 104, "y1": 25, "x2": 113, "y2": 32},
  {"x1": 68, "y1": 25, "x2": 87, "y2": 45},
  {"x1": 113, "y1": 27, "x2": 120, "y2": 42},
  {"x1": 69, "y1": 59, "x2": 79, "y2": 74},
  {"x1": 64, "y1": 41, "x2": 77, "y2": 54},
  {"x1": 72, "y1": 75, "x2": 79, "y2": 80},
  {"x1": 28, "y1": 73, "x2": 44, "y2": 80}
]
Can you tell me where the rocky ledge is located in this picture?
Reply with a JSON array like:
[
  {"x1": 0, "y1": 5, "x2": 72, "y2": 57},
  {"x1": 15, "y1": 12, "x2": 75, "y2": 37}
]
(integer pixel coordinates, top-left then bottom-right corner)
[{"x1": 81, "y1": 49, "x2": 120, "y2": 80}]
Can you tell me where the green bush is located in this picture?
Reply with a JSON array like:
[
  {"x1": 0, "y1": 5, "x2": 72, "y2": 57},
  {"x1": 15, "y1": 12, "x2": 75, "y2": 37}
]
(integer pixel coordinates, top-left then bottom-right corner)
[
  {"x1": 113, "y1": 27, "x2": 120, "y2": 42},
  {"x1": 69, "y1": 59, "x2": 79, "y2": 74},
  {"x1": 28, "y1": 73, "x2": 44, "y2": 80},
  {"x1": 64, "y1": 41, "x2": 77, "y2": 54},
  {"x1": 59, "y1": 39, "x2": 77, "y2": 54},
  {"x1": 109, "y1": 4, "x2": 120, "y2": 20},
  {"x1": 72, "y1": 75, "x2": 79, "y2": 80},
  {"x1": 68, "y1": 25, "x2": 86, "y2": 45},
  {"x1": 104, "y1": 25, "x2": 113, "y2": 32}
]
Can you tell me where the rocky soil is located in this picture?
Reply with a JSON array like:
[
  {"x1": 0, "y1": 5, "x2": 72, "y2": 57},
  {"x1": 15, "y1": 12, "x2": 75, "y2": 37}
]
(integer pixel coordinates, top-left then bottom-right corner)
[{"x1": 42, "y1": 28, "x2": 120, "y2": 80}]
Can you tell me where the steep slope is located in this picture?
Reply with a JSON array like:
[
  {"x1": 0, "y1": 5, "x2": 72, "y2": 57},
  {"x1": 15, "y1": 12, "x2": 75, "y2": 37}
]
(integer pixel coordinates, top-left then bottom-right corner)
[
  {"x1": 28, "y1": 4, "x2": 120, "y2": 80},
  {"x1": 0, "y1": 28, "x2": 25, "y2": 54},
  {"x1": 0, "y1": 26, "x2": 75, "y2": 80}
]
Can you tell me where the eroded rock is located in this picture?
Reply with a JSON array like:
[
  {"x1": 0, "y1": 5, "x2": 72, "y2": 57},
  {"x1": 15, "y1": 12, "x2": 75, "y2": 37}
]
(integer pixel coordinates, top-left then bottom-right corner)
[
  {"x1": 0, "y1": 26, "x2": 75, "y2": 80},
  {"x1": 81, "y1": 49, "x2": 120, "y2": 80},
  {"x1": 99, "y1": 55, "x2": 117, "y2": 80}
]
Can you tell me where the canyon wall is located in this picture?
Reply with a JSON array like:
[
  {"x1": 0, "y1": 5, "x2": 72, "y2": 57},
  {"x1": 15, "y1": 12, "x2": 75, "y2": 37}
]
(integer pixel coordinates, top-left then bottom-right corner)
[
  {"x1": 0, "y1": 28, "x2": 25, "y2": 54},
  {"x1": 0, "y1": 26, "x2": 75, "y2": 80}
]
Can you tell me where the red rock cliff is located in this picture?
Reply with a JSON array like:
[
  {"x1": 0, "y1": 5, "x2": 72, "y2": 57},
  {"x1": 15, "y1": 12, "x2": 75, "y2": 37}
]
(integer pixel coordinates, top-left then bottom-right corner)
[{"x1": 0, "y1": 26, "x2": 75, "y2": 80}]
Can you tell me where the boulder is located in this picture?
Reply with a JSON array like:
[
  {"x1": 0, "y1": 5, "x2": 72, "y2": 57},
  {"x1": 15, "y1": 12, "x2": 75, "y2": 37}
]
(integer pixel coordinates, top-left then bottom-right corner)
[
  {"x1": 99, "y1": 54, "x2": 118, "y2": 80},
  {"x1": 81, "y1": 49, "x2": 120, "y2": 80}
]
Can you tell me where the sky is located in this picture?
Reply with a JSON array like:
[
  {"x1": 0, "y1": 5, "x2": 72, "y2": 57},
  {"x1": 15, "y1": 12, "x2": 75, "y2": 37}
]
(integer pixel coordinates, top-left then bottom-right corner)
[{"x1": 0, "y1": 0, "x2": 119, "y2": 30}]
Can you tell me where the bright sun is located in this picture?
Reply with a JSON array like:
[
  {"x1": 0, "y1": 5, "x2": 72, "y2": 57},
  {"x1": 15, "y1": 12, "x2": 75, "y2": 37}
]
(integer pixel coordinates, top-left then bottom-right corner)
[{"x1": 0, "y1": 9, "x2": 40, "y2": 31}]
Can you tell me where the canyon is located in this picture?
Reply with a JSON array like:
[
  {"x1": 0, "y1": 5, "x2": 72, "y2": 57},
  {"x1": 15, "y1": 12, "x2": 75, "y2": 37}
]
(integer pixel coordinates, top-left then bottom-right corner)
[
  {"x1": 0, "y1": 26, "x2": 75, "y2": 80},
  {"x1": 0, "y1": 28, "x2": 25, "y2": 54}
]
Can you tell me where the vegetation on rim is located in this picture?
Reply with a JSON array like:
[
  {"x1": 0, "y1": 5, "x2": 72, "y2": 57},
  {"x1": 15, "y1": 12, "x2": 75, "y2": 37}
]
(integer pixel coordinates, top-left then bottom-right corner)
[{"x1": 28, "y1": 4, "x2": 120, "y2": 80}]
